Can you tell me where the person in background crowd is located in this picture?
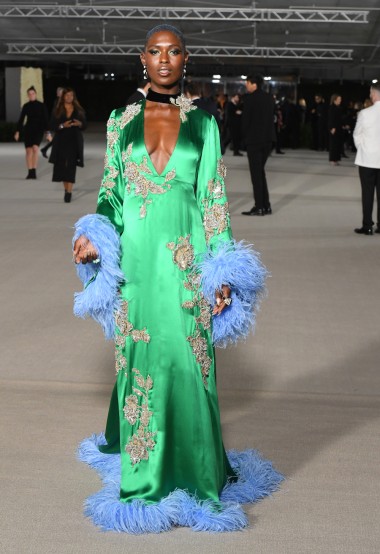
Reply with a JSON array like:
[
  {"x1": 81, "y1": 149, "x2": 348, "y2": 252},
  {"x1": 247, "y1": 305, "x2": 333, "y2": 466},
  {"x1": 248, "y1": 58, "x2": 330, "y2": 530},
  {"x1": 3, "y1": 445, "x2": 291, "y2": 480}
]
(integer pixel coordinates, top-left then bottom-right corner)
[
  {"x1": 328, "y1": 94, "x2": 343, "y2": 166},
  {"x1": 241, "y1": 74, "x2": 275, "y2": 216},
  {"x1": 40, "y1": 87, "x2": 64, "y2": 158},
  {"x1": 310, "y1": 94, "x2": 328, "y2": 151},
  {"x1": 14, "y1": 86, "x2": 49, "y2": 179},
  {"x1": 224, "y1": 92, "x2": 243, "y2": 156},
  {"x1": 126, "y1": 78, "x2": 151, "y2": 105},
  {"x1": 273, "y1": 95, "x2": 285, "y2": 154},
  {"x1": 363, "y1": 98, "x2": 373, "y2": 108},
  {"x1": 353, "y1": 81, "x2": 380, "y2": 235},
  {"x1": 185, "y1": 81, "x2": 221, "y2": 127},
  {"x1": 49, "y1": 87, "x2": 86, "y2": 203}
]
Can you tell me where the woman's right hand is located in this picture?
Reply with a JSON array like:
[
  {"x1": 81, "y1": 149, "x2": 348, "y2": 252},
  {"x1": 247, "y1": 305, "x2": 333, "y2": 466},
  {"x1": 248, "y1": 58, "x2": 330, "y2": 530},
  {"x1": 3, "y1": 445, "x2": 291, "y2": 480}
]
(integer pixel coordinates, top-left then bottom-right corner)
[
  {"x1": 14, "y1": 131, "x2": 19, "y2": 142},
  {"x1": 73, "y1": 235, "x2": 99, "y2": 264}
]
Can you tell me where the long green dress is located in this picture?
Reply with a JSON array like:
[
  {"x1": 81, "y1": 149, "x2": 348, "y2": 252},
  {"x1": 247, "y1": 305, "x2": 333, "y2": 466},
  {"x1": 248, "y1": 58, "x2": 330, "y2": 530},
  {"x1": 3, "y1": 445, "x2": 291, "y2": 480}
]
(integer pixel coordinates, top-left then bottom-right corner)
[{"x1": 76, "y1": 96, "x2": 283, "y2": 533}]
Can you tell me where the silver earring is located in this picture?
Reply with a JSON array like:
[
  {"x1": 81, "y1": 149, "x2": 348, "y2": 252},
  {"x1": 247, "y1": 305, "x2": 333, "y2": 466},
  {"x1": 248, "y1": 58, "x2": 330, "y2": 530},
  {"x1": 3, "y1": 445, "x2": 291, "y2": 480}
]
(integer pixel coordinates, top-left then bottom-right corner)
[
  {"x1": 182, "y1": 65, "x2": 187, "y2": 79},
  {"x1": 143, "y1": 66, "x2": 148, "y2": 79}
]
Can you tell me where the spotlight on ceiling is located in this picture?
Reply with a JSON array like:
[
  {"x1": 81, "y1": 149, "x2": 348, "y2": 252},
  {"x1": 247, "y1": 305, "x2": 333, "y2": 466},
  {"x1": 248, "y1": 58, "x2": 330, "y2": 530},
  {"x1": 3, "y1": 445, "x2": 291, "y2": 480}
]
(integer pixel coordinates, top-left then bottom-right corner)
[
  {"x1": 372, "y1": 79, "x2": 378, "y2": 84},
  {"x1": 213, "y1": 74, "x2": 221, "y2": 79},
  {"x1": 212, "y1": 79, "x2": 220, "y2": 83},
  {"x1": 240, "y1": 75, "x2": 247, "y2": 79},
  {"x1": 264, "y1": 76, "x2": 272, "y2": 81}
]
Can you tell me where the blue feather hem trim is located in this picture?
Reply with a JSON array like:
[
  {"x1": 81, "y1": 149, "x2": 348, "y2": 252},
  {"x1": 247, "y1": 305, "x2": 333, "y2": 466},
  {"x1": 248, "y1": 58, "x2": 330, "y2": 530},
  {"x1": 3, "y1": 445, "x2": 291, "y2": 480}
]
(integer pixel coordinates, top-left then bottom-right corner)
[
  {"x1": 73, "y1": 214, "x2": 124, "y2": 339},
  {"x1": 197, "y1": 239, "x2": 269, "y2": 348},
  {"x1": 77, "y1": 433, "x2": 284, "y2": 534}
]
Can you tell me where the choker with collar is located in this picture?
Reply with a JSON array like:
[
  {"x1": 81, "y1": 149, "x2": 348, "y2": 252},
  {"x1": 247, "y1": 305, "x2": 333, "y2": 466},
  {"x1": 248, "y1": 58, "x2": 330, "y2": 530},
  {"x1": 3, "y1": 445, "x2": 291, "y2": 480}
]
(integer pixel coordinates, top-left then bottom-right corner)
[{"x1": 146, "y1": 89, "x2": 181, "y2": 104}]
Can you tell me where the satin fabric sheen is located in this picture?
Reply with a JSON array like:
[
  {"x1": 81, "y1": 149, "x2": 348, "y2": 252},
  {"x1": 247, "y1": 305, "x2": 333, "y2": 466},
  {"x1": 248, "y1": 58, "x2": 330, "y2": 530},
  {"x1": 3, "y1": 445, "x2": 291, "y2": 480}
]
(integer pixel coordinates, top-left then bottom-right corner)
[{"x1": 96, "y1": 99, "x2": 236, "y2": 505}]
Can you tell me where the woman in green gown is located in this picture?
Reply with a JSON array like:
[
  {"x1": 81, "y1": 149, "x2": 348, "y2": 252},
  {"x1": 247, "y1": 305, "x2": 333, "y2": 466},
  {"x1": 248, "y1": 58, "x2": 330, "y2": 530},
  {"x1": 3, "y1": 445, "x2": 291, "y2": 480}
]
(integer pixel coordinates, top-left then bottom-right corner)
[{"x1": 73, "y1": 25, "x2": 283, "y2": 533}]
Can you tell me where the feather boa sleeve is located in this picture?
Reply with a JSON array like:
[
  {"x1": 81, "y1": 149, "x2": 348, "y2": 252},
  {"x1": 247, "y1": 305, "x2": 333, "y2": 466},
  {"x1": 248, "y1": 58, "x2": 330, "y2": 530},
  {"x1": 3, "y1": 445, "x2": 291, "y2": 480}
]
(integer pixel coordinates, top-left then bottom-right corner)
[
  {"x1": 197, "y1": 239, "x2": 268, "y2": 348},
  {"x1": 72, "y1": 214, "x2": 124, "y2": 339}
]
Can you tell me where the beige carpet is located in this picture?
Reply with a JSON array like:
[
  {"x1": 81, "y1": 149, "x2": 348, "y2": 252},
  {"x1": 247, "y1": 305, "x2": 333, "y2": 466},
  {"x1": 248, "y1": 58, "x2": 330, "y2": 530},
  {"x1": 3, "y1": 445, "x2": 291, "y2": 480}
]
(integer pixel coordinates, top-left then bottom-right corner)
[{"x1": 1, "y1": 133, "x2": 379, "y2": 553}]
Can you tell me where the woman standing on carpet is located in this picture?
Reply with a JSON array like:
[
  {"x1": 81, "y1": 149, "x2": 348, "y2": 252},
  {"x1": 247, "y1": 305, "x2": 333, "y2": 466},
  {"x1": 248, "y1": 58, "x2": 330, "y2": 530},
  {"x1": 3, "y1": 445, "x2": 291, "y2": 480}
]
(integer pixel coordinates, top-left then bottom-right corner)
[
  {"x1": 72, "y1": 24, "x2": 283, "y2": 533},
  {"x1": 14, "y1": 86, "x2": 49, "y2": 180},
  {"x1": 49, "y1": 88, "x2": 86, "y2": 202}
]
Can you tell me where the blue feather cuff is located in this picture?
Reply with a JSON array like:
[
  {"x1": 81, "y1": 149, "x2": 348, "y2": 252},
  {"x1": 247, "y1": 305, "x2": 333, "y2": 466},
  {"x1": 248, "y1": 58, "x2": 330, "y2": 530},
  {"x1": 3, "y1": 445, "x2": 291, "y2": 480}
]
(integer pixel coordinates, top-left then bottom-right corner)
[
  {"x1": 197, "y1": 239, "x2": 268, "y2": 347},
  {"x1": 73, "y1": 214, "x2": 124, "y2": 339}
]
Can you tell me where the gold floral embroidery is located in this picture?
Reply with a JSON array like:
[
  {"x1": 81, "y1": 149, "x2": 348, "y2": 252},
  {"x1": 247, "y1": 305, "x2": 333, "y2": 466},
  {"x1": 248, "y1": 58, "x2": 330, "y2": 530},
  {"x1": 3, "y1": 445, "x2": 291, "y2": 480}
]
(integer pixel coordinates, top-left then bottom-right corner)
[
  {"x1": 202, "y1": 201, "x2": 230, "y2": 243},
  {"x1": 170, "y1": 94, "x2": 197, "y2": 122},
  {"x1": 124, "y1": 369, "x2": 156, "y2": 465},
  {"x1": 167, "y1": 235, "x2": 194, "y2": 271},
  {"x1": 123, "y1": 143, "x2": 175, "y2": 218},
  {"x1": 187, "y1": 332, "x2": 212, "y2": 387},
  {"x1": 182, "y1": 271, "x2": 212, "y2": 388},
  {"x1": 119, "y1": 103, "x2": 142, "y2": 129},
  {"x1": 106, "y1": 129, "x2": 119, "y2": 155},
  {"x1": 217, "y1": 158, "x2": 227, "y2": 179},
  {"x1": 207, "y1": 178, "x2": 224, "y2": 199},
  {"x1": 114, "y1": 300, "x2": 150, "y2": 374}
]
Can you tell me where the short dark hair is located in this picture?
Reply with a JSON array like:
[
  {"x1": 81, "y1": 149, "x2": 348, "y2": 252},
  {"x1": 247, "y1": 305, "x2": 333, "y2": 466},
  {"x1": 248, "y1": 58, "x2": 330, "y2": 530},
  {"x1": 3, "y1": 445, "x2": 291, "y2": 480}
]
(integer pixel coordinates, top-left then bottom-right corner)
[
  {"x1": 27, "y1": 86, "x2": 36, "y2": 93},
  {"x1": 185, "y1": 82, "x2": 202, "y2": 97},
  {"x1": 145, "y1": 24, "x2": 186, "y2": 51},
  {"x1": 371, "y1": 80, "x2": 380, "y2": 93},
  {"x1": 247, "y1": 74, "x2": 263, "y2": 87}
]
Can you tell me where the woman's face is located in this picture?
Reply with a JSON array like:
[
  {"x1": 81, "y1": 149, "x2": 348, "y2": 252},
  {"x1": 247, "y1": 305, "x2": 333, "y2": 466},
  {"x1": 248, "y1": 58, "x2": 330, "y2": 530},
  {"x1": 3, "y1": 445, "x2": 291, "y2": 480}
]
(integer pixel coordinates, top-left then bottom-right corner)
[
  {"x1": 140, "y1": 30, "x2": 188, "y2": 92},
  {"x1": 64, "y1": 91, "x2": 74, "y2": 104},
  {"x1": 335, "y1": 96, "x2": 342, "y2": 106},
  {"x1": 27, "y1": 89, "x2": 37, "y2": 101}
]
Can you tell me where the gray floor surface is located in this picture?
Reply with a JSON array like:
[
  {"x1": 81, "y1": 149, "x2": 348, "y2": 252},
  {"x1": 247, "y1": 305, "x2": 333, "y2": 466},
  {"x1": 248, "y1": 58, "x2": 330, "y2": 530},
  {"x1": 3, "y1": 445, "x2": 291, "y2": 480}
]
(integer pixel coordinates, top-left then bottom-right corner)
[{"x1": 1, "y1": 131, "x2": 379, "y2": 554}]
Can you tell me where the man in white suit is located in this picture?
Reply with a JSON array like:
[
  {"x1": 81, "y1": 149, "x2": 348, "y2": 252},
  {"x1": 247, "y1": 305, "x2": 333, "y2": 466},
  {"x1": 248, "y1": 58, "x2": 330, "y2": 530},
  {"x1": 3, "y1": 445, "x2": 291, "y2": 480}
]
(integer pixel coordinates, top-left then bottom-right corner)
[{"x1": 353, "y1": 81, "x2": 380, "y2": 235}]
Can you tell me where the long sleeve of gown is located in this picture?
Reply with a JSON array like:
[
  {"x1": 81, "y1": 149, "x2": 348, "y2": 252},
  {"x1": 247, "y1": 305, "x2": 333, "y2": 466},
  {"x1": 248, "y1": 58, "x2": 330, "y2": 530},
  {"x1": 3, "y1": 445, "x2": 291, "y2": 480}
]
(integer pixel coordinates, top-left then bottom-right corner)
[
  {"x1": 196, "y1": 116, "x2": 268, "y2": 347},
  {"x1": 72, "y1": 109, "x2": 125, "y2": 338}
]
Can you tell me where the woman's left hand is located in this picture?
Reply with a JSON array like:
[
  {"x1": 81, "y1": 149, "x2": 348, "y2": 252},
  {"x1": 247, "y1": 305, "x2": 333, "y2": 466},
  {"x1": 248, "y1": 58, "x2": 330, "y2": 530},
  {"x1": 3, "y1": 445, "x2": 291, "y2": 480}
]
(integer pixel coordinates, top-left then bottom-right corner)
[
  {"x1": 71, "y1": 119, "x2": 82, "y2": 127},
  {"x1": 213, "y1": 285, "x2": 232, "y2": 316}
]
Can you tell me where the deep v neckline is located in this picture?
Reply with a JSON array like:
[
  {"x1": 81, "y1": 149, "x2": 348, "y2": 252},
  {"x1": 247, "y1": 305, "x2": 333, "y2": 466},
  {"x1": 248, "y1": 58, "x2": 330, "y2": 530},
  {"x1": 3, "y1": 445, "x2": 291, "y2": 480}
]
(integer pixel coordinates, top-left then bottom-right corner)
[{"x1": 142, "y1": 100, "x2": 182, "y2": 177}]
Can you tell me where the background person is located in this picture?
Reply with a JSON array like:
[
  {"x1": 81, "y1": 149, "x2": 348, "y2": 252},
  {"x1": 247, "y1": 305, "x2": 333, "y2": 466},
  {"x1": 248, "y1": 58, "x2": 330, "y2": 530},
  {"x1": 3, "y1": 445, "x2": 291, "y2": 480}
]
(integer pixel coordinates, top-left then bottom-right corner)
[
  {"x1": 353, "y1": 81, "x2": 380, "y2": 235},
  {"x1": 328, "y1": 94, "x2": 343, "y2": 166},
  {"x1": 241, "y1": 74, "x2": 275, "y2": 216},
  {"x1": 40, "y1": 87, "x2": 64, "y2": 158},
  {"x1": 14, "y1": 86, "x2": 49, "y2": 179},
  {"x1": 49, "y1": 88, "x2": 86, "y2": 203},
  {"x1": 126, "y1": 78, "x2": 150, "y2": 104}
]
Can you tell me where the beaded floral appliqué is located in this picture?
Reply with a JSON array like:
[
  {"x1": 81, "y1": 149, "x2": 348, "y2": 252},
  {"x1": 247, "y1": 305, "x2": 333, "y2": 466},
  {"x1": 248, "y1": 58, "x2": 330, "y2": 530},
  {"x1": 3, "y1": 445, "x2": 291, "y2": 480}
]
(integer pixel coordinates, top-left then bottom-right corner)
[
  {"x1": 123, "y1": 143, "x2": 176, "y2": 218},
  {"x1": 170, "y1": 94, "x2": 197, "y2": 123},
  {"x1": 114, "y1": 300, "x2": 150, "y2": 375},
  {"x1": 124, "y1": 368, "x2": 156, "y2": 465},
  {"x1": 183, "y1": 272, "x2": 212, "y2": 388},
  {"x1": 167, "y1": 235, "x2": 194, "y2": 271},
  {"x1": 202, "y1": 156, "x2": 230, "y2": 243}
]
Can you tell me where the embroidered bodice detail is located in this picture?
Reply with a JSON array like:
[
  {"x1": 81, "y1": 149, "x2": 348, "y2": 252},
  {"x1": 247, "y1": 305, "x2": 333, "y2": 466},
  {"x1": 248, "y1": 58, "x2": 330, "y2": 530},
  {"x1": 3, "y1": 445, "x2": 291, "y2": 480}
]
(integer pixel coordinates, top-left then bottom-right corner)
[
  {"x1": 170, "y1": 94, "x2": 197, "y2": 123},
  {"x1": 123, "y1": 142, "x2": 176, "y2": 218}
]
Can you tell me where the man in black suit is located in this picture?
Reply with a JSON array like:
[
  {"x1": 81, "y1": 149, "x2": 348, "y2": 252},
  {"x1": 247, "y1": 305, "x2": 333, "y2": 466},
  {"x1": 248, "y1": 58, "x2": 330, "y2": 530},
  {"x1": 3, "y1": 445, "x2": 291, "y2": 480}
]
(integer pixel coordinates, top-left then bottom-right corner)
[
  {"x1": 241, "y1": 74, "x2": 275, "y2": 216},
  {"x1": 126, "y1": 79, "x2": 150, "y2": 105}
]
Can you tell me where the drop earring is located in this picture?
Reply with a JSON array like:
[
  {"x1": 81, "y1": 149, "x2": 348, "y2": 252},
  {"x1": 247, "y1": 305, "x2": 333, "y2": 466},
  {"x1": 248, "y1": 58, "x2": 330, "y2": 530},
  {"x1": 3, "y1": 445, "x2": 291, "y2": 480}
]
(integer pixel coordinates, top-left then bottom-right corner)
[
  {"x1": 143, "y1": 66, "x2": 148, "y2": 79},
  {"x1": 182, "y1": 65, "x2": 187, "y2": 79}
]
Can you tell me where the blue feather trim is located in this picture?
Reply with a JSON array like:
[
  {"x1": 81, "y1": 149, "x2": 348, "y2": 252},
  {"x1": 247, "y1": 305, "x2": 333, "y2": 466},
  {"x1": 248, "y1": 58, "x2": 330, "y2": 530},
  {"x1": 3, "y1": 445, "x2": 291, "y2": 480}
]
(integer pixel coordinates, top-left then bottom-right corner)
[
  {"x1": 77, "y1": 433, "x2": 284, "y2": 534},
  {"x1": 73, "y1": 214, "x2": 124, "y2": 339},
  {"x1": 196, "y1": 239, "x2": 268, "y2": 347}
]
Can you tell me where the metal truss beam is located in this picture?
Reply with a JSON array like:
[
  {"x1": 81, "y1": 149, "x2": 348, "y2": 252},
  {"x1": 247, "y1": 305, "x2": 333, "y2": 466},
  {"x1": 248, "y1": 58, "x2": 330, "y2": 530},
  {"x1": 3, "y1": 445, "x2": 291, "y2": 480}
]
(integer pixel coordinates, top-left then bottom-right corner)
[
  {"x1": 6, "y1": 43, "x2": 353, "y2": 60},
  {"x1": 0, "y1": 5, "x2": 369, "y2": 23}
]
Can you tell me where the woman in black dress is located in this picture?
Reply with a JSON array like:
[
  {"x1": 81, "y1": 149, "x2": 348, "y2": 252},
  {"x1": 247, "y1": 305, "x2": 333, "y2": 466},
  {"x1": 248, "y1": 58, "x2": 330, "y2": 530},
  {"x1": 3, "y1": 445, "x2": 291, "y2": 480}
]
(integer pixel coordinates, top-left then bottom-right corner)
[
  {"x1": 49, "y1": 88, "x2": 86, "y2": 203},
  {"x1": 14, "y1": 86, "x2": 49, "y2": 179},
  {"x1": 328, "y1": 94, "x2": 343, "y2": 166}
]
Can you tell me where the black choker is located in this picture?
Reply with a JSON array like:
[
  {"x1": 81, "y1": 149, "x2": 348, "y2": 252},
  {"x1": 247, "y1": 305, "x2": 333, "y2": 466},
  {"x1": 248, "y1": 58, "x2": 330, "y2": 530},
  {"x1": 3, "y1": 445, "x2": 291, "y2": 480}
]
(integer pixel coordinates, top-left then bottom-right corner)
[{"x1": 146, "y1": 89, "x2": 181, "y2": 104}]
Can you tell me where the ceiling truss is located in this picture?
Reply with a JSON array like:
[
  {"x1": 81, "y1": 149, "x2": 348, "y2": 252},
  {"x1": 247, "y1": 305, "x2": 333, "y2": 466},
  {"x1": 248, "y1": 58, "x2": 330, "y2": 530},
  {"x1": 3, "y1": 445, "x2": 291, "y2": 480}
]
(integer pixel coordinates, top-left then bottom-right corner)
[
  {"x1": 0, "y1": 5, "x2": 369, "y2": 23},
  {"x1": 6, "y1": 43, "x2": 354, "y2": 60}
]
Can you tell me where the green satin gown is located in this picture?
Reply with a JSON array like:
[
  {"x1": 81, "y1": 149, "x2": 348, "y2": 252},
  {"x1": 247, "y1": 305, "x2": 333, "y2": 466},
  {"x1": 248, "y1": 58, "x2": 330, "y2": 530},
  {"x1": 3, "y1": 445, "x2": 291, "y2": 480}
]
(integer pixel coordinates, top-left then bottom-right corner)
[{"x1": 95, "y1": 96, "x2": 236, "y2": 505}]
